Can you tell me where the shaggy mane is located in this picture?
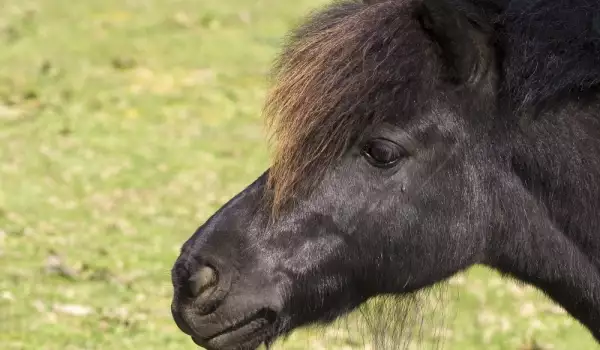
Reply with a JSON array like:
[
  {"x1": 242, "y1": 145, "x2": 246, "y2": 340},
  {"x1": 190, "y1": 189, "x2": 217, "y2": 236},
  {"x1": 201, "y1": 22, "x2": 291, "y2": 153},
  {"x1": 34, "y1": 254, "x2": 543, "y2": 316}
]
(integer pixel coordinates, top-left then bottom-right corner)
[{"x1": 264, "y1": 0, "x2": 437, "y2": 213}]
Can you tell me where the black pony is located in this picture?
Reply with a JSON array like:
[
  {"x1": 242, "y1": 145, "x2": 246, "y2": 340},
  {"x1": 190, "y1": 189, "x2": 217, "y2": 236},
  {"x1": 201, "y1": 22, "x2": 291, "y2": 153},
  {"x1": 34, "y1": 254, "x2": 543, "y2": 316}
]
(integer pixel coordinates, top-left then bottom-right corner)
[{"x1": 171, "y1": 0, "x2": 600, "y2": 348}]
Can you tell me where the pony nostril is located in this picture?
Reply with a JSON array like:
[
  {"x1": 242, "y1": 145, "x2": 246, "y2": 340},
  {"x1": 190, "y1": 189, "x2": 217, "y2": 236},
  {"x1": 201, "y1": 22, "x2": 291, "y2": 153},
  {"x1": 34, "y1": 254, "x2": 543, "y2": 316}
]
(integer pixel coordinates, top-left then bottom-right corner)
[{"x1": 188, "y1": 265, "x2": 218, "y2": 298}]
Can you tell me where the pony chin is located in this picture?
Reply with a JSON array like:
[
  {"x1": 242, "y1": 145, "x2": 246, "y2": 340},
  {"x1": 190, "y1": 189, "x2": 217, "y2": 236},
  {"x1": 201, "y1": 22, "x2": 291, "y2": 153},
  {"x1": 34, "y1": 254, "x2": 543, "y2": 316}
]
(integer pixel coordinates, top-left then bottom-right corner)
[{"x1": 324, "y1": 286, "x2": 450, "y2": 350}]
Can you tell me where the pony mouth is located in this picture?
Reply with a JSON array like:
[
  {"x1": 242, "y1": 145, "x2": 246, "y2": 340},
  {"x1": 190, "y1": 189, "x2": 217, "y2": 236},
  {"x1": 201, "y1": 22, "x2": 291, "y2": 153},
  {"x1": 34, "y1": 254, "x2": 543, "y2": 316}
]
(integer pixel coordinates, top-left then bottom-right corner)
[{"x1": 191, "y1": 308, "x2": 277, "y2": 350}]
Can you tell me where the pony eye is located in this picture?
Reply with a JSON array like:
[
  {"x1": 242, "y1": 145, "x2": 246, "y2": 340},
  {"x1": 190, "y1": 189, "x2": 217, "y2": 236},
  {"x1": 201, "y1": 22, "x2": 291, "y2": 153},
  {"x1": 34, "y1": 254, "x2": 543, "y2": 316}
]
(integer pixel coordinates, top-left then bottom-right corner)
[{"x1": 361, "y1": 138, "x2": 405, "y2": 168}]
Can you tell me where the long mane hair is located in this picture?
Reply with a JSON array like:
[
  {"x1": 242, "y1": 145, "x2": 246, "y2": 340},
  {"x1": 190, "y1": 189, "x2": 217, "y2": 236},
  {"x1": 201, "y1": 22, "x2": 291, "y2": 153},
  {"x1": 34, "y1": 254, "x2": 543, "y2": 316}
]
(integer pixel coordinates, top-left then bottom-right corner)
[{"x1": 264, "y1": 1, "x2": 439, "y2": 214}]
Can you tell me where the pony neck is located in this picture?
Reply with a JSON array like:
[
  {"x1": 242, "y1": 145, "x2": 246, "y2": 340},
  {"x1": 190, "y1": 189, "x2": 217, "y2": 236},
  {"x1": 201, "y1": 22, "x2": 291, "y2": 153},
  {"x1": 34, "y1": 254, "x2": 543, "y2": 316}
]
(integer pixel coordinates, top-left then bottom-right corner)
[{"x1": 486, "y1": 167, "x2": 600, "y2": 340}]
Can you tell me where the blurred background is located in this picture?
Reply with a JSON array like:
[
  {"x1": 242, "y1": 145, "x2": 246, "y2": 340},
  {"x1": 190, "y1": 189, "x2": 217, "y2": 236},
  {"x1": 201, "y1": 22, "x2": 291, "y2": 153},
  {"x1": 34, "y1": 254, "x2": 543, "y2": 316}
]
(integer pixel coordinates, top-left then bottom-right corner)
[{"x1": 0, "y1": 0, "x2": 596, "y2": 349}]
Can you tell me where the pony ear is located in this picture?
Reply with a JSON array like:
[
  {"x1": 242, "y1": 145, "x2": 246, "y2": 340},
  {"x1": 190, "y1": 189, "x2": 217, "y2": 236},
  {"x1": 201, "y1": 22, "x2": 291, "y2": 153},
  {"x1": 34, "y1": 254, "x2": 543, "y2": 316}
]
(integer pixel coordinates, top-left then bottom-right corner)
[{"x1": 418, "y1": 0, "x2": 493, "y2": 85}]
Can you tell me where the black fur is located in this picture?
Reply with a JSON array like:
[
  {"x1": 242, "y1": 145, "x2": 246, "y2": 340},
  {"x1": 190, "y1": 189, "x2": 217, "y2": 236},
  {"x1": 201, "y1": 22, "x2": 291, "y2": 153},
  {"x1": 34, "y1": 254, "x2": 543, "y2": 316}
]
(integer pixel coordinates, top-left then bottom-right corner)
[{"x1": 498, "y1": 0, "x2": 600, "y2": 111}]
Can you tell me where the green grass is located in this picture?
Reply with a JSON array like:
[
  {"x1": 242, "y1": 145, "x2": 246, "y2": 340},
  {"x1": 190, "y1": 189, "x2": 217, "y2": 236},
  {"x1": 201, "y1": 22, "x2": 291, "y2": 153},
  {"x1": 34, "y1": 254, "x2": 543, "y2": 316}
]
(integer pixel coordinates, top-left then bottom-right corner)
[{"x1": 0, "y1": 0, "x2": 597, "y2": 349}]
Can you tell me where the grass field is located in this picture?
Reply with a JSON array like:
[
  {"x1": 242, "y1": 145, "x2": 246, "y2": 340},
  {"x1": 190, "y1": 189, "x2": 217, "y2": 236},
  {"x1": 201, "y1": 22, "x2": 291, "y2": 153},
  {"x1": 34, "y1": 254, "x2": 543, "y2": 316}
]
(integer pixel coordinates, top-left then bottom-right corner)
[{"x1": 0, "y1": 0, "x2": 597, "y2": 349}]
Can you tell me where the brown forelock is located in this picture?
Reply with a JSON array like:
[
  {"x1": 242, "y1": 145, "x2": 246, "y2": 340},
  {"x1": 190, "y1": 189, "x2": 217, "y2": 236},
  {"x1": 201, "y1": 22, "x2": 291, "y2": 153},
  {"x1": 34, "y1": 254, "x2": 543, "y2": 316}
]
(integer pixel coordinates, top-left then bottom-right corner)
[{"x1": 264, "y1": 0, "x2": 438, "y2": 215}]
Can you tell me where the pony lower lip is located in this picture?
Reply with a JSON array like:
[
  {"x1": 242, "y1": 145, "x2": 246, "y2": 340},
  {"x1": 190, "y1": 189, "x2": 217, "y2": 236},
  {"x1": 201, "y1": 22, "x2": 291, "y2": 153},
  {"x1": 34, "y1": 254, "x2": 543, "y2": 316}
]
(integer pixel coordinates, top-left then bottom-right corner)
[{"x1": 193, "y1": 314, "x2": 273, "y2": 350}]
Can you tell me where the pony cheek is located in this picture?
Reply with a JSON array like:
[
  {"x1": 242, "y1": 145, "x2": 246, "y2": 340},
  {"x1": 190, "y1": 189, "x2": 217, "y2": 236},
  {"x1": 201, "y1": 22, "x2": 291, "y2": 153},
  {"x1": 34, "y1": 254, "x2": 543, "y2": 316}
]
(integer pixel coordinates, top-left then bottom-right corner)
[{"x1": 277, "y1": 233, "x2": 349, "y2": 274}]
